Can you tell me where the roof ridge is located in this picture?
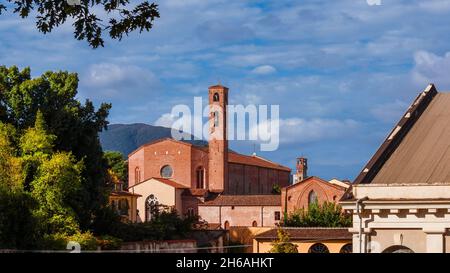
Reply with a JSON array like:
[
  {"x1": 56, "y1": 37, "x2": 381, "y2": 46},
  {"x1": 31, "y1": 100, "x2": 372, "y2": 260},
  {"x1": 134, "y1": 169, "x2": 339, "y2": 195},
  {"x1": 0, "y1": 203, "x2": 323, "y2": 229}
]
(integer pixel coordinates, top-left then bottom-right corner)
[{"x1": 351, "y1": 83, "x2": 438, "y2": 185}]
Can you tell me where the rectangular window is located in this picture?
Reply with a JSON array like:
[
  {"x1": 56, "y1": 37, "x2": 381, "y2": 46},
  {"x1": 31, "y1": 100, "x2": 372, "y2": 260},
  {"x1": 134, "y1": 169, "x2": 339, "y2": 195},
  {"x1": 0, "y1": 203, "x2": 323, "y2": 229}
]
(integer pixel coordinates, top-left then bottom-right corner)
[{"x1": 274, "y1": 211, "x2": 281, "y2": 221}]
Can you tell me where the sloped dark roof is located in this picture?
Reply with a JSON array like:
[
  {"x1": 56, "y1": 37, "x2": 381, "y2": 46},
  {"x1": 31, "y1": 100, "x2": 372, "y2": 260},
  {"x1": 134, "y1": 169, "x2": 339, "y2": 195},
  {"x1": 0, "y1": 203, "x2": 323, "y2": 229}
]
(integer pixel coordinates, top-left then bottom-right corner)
[
  {"x1": 199, "y1": 194, "x2": 281, "y2": 206},
  {"x1": 128, "y1": 177, "x2": 189, "y2": 189},
  {"x1": 283, "y1": 176, "x2": 347, "y2": 191},
  {"x1": 228, "y1": 151, "x2": 291, "y2": 171},
  {"x1": 353, "y1": 84, "x2": 450, "y2": 185},
  {"x1": 254, "y1": 228, "x2": 351, "y2": 240}
]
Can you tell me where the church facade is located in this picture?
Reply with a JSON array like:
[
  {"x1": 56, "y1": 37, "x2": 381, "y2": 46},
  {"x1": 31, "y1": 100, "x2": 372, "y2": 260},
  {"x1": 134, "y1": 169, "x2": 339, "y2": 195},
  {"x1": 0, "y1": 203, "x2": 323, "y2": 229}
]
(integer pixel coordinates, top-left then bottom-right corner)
[{"x1": 126, "y1": 85, "x2": 291, "y2": 226}]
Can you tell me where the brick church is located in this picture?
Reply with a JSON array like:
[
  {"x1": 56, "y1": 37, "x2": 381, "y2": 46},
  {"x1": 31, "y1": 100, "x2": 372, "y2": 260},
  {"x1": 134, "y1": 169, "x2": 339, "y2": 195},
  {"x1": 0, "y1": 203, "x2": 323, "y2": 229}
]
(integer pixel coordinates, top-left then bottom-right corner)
[{"x1": 126, "y1": 85, "x2": 291, "y2": 227}]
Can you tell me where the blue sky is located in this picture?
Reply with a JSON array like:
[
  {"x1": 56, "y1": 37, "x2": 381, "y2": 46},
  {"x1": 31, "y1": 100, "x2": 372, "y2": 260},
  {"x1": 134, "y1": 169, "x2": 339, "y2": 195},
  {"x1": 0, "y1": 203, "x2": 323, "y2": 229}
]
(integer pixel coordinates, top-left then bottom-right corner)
[{"x1": 2, "y1": 0, "x2": 450, "y2": 181}]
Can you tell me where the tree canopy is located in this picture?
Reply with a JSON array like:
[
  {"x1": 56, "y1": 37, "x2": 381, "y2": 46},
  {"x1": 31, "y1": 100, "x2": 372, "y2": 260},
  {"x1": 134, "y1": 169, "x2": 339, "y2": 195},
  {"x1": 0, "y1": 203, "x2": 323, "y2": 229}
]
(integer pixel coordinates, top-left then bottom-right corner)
[
  {"x1": 0, "y1": 65, "x2": 111, "y2": 230},
  {"x1": 269, "y1": 229, "x2": 298, "y2": 254},
  {"x1": 283, "y1": 202, "x2": 352, "y2": 228},
  {"x1": 0, "y1": 0, "x2": 160, "y2": 48}
]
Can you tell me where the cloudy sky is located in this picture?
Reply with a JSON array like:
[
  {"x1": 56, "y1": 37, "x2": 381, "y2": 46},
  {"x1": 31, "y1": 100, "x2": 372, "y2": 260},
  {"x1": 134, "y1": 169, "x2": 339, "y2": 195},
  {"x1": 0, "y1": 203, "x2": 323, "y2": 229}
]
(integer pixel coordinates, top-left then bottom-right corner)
[{"x1": 2, "y1": 0, "x2": 450, "y2": 180}]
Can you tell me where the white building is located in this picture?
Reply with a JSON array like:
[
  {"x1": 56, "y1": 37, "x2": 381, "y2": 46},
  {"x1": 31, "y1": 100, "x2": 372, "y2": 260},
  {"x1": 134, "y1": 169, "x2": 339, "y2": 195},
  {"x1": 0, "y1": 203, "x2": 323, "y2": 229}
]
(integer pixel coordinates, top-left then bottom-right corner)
[{"x1": 341, "y1": 84, "x2": 450, "y2": 253}]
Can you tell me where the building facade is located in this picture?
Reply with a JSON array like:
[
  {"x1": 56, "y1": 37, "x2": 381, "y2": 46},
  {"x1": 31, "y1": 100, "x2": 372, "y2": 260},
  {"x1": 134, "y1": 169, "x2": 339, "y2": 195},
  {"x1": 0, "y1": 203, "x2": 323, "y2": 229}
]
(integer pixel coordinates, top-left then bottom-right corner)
[
  {"x1": 253, "y1": 228, "x2": 352, "y2": 253},
  {"x1": 282, "y1": 158, "x2": 349, "y2": 215},
  {"x1": 126, "y1": 84, "x2": 291, "y2": 226},
  {"x1": 341, "y1": 84, "x2": 450, "y2": 253}
]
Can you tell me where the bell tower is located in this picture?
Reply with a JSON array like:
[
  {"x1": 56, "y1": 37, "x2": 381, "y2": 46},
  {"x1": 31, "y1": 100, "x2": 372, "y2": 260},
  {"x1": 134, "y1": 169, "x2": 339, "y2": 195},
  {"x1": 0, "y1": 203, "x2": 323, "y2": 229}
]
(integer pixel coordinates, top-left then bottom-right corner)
[
  {"x1": 208, "y1": 84, "x2": 228, "y2": 192},
  {"x1": 294, "y1": 157, "x2": 308, "y2": 183}
]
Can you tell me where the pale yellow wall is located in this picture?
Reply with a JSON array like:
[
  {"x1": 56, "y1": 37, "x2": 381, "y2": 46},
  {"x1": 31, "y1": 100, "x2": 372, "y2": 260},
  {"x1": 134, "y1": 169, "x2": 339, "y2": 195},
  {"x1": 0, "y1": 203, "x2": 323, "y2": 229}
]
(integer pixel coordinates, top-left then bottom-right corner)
[
  {"x1": 254, "y1": 239, "x2": 351, "y2": 253},
  {"x1": 229, "y1": 227, "x2": 272, "y2": 253},
  {"x1": 133, "y1": 178, "x2": 176, "y2": 222},
  {"x1": 369, "y1": 229, "x2": 426, "y2": 253}
]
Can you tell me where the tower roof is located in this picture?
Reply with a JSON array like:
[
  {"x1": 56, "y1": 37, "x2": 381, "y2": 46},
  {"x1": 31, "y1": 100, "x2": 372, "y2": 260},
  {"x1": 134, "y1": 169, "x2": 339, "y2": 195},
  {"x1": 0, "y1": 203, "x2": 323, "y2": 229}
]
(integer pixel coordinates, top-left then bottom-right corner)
[{"x1": 209, "y1": 84, "x2": 228, "y2": 89}]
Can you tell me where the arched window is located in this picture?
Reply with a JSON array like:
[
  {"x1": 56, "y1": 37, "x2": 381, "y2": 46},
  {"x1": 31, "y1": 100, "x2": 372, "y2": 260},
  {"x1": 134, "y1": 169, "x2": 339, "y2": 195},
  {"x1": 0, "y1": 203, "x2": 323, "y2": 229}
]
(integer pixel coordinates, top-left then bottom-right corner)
[
  {"x1": 339, "y1": 243, "x2": 352, "y2": 253},
  {"x1": 308, "y1": 243, "x2": 329, "y2": 253},
  {"x1": 213, "y1": 92, "x2": 220, "y2": 102},
  {"x1": 308, "y1": 190, "x2": 318, "y2": 205},
  {"x1": 223, "y1": 221, "x2": 230, "y2": 230},
  {"x1": 252, "y1": 221, "x2": 258, "y2": 227},
  {"x1": 135, "y1": 167, "x2": 141, "y2": 184},
  {"x1": 145, "y1": 194, "x2": 159, "y2": 222},
  {"x1": 160, "y1": 165, "x2": 173, "y2": 178},
  {"x1": 382, "y1": 245, "x2": 414, "y2": 253},
  {"x1": 196, "y1": 167, "x2": 205, "y2": 189},
  {"x1": 213, "y1": 111, "x2": 219, "y2": 127},
  {"x1": 187, "y1": 208, "x2": 195, "y2": 218}
]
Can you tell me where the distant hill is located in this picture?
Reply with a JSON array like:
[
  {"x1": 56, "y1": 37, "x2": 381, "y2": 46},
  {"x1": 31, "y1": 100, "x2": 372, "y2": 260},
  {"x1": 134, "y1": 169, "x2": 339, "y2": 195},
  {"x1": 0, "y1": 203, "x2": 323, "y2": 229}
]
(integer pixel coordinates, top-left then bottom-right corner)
[{"x1": 99, "y1": 123, "x2": 207, "y2": 157}]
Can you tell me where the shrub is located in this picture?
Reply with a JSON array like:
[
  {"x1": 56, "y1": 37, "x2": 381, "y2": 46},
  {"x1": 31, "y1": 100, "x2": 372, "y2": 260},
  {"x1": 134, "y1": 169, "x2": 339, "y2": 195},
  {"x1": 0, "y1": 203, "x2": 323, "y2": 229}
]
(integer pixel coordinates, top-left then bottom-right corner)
[{"x1": 283, "y1": 202, "x2": 352, "y2": 227}]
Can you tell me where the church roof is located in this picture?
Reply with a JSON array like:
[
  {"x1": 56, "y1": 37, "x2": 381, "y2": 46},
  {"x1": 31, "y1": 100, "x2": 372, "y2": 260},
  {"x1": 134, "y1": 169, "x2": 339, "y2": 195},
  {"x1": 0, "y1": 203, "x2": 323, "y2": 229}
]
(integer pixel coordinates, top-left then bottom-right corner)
[
  {"x1": 283, "y1": 176, "x2": 348, "y2": 190},
  {"x1": 354, "y1": 84, "x2": 450, "y2": 185},
  {"x1": 228, "y1": 151, "x2": 291, "y2": 171},
  {"x1": 128, "y1": 177, "x2": 189, "y2": 189},
  {"x1": 199, "y1": 194, "x2": 281, "y2": 206},
  {"x1": 130, "y1": 137, "x2": 291, "y2": 172}
]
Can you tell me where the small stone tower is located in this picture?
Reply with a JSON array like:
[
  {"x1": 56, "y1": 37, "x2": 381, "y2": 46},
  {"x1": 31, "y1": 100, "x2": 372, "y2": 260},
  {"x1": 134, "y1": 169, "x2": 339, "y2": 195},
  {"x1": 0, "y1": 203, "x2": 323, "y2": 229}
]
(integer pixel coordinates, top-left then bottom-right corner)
[
  {"x1": 208, "y1": 85, "x2": 229, "y2": 192},
  {"x1": 294, "y1": 157, "x2": 308, "y2": 183}
]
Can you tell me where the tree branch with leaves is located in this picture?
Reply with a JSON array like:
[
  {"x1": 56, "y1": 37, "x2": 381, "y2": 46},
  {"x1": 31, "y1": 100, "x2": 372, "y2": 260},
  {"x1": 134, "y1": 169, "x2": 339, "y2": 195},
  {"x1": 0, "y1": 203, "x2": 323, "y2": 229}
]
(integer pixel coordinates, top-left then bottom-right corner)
[{"x1": 0, "y1": 0, "x2": 160, "y2": 48}]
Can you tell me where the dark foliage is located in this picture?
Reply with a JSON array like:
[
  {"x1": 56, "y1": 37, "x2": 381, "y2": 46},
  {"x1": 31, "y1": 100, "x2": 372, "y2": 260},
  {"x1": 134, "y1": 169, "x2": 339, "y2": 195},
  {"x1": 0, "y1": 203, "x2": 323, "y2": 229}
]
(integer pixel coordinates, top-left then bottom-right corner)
[{"x1": 0, "y1": 0, "x2": 160, "y2": 48}]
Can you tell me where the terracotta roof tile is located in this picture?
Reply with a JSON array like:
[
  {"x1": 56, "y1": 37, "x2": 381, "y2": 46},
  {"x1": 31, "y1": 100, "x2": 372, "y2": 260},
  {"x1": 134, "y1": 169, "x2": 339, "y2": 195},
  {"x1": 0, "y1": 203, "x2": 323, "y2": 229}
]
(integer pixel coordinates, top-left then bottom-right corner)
[
  {"x1": 255, "y1": 228, "x2": 352, "y2": 240},
  {"x1": 129, "y1": 177, "x2": 189, "y2": 189},
  {"x1": 200, "y1": 194, "x2": 281, "y2": 206},
  {"x1": 228, "y1": 152, "x2": 291, "y2": 172}
]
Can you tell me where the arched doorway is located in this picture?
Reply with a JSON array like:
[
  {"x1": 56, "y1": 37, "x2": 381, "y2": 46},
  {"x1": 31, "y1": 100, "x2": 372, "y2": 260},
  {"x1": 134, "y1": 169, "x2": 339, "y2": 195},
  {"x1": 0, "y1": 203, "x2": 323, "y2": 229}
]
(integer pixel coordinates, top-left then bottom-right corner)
[
  {"x1": 308, "y1": 243, "x2": 330, "y2": 253},
  {"x1": 145, "y1": 194, "x2": 159, "y2": 221},
  {"x1": 252, "y1": 221, "x2": 258, "y2": 227},
  {"x1": 382, "y1": 245, "x2": 414, "y2": 253},
  {"x1": 223, "y1": 221, "x2": 230, "y2": 230},
  {"x1": 339, "y1": 243, "x2": 352, "y2": 253}
]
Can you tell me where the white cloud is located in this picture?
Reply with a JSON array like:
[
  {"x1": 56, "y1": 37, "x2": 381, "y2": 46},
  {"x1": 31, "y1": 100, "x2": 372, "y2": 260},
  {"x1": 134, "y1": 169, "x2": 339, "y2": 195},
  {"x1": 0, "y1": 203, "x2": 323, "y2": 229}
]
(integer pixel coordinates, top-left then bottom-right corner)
[
  {"x1": 371, "y1": 100, "x2": 408, "y2": 123},
  {"x1": 412, "y1": 50, "x2": 450, "y2": 88},
  {"x1": 82, "y1": 63, "x2": 160, "y2": 99},
  {"x1": 251, "y1": 65, "x2": 277, "y2": 75},
  {"x1": 154, "y1": 113, "x2": 177, "y2": 128},
  {"x1": 279, "y1": 118, "x2": 359, "y2": 144},
  {"x1": 419, "y1": 0, "x2": 450, "y2": 13},
  {"x1": 249, "y1": 117, "x2": 359, "y2": 145}
]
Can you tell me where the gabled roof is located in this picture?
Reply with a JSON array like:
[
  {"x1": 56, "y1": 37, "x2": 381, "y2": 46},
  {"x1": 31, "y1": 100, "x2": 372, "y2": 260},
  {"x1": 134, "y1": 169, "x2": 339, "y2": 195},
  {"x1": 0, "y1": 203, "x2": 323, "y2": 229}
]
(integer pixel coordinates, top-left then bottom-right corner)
[
  {"x1": 353, "y1": 84, "x2": 450, "y2": 185},
  {"x1": 128, "y1": 177, "x2": 189, "y2": 189},
  {"x1": 283, "y1": 176, "x2": 347, "y2": 191},
  {"x1": 199, "y1": 194, "x2": 281, "y2": 206},
  {"x1": 129, "y1": 138, "x2": 291, "y2": 172},
  {"x1": 228, "y1": 151, "x2": 291, "y2": 171},
  {"x1": 128, "y1": 137, "x2": 200, "y2": 157}
]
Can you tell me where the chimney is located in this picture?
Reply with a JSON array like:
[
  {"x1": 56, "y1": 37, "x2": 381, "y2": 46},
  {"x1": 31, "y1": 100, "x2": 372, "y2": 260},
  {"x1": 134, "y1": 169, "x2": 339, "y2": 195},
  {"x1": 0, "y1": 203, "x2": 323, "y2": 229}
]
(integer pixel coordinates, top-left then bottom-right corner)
[{"x1": 294, "y1": 157, "x2": 307, "y2": 183}]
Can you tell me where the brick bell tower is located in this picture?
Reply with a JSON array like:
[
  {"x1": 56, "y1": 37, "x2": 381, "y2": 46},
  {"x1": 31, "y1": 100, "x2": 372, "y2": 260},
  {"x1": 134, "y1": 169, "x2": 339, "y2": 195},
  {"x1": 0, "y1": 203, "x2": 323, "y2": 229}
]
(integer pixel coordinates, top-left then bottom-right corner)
[
  {"x1": 294, "y1": 157, "x2": 308, "y2": 183},
  {"x1": 208, "y1": 84, "x2": 229, "y2": 192}
]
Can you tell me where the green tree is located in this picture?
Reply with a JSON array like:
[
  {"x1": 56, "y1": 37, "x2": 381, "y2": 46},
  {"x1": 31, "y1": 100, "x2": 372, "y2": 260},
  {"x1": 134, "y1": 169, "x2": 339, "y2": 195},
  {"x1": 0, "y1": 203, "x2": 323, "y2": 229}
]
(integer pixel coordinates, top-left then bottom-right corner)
[
  {"x1": 283, "y1": 202, "x2": 352, "y2": 227},
  {"x1": 271, "y1": 184, "x2": 281, "y2": 194},
  {"x1": 0, "y1": 65, "x2": 111, "y2": 231},
  {"x1": 0, "y1": 122, "x2": 39, "y2": 249},
  {"x1": 31, "y1": 152, "x2": 84, "y2": 235},
  {"x1": 0, "y1": 0, "x2": 160, "y2": 48},
  {"x1": 269, "y1": 229, "x2": 298, "y2": 253},
  {"x1": 104, "y1": 151, "x2": 128, "y2": 186}
]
